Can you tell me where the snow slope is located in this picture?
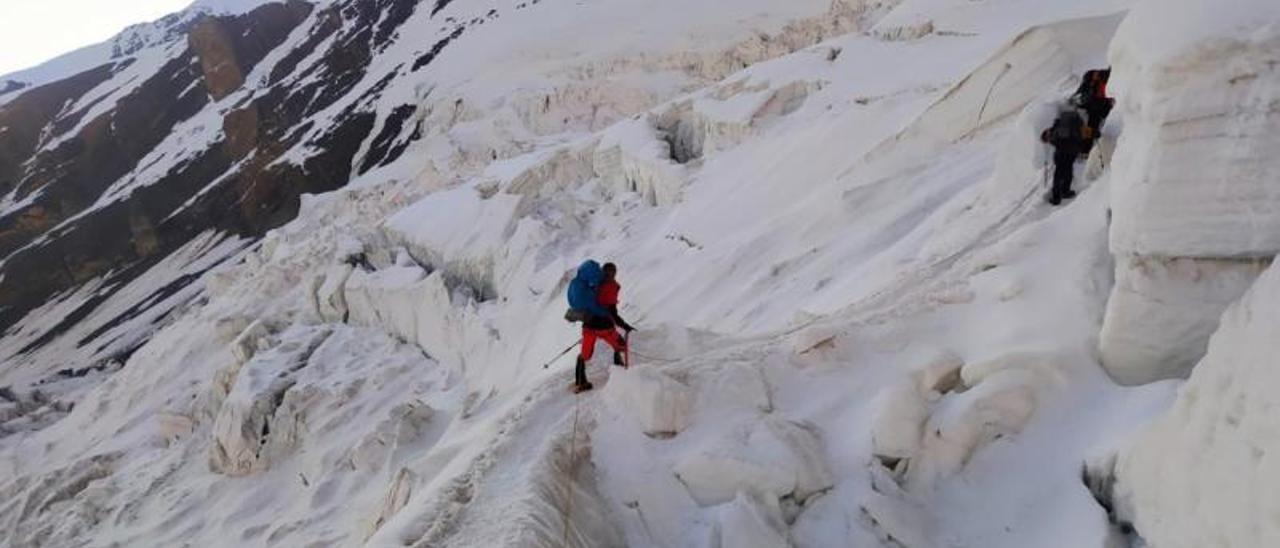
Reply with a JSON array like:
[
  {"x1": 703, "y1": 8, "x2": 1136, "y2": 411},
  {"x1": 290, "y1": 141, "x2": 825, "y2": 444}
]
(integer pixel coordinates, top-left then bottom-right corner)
[
  {"x1": 1, "y1": 0, "x2": 1277, "y2": 546},
  {"x1": 0, "y1": 0, "x2": 879, "y2": 353},
  {"x1": 0, "y1": 0, "x2": 290, "y2": 102},
  {"x1": 0, "y1": 0, "x2": 862, "y2": 373}
]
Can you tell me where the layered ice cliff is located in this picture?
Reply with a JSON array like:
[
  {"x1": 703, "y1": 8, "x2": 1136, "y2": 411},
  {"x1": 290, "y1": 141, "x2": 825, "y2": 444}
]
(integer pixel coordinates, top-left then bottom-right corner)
[
  {"x1": 1099, "y1": 0, "x2": 1280, "y2": 384},
  {"x1": 1104, "y1": 2, "x2": 1280, "y2": 547}
]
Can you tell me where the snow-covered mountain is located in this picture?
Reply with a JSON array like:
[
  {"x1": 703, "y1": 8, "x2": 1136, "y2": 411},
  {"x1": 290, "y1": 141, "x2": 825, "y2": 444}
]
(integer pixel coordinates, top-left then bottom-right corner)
[
  {"x1": 0, "y1": 0, "x2": 300, "y2": 97},
  {"x1": 0, "y1": 0, "x2": 1277, "y2": 546}
]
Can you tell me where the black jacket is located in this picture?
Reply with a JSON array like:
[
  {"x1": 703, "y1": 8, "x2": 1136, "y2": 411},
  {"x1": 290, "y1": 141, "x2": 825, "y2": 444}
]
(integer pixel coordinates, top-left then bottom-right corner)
[{"x1": 1042, "y1": 111, "x2": 1087, "y2": 156}]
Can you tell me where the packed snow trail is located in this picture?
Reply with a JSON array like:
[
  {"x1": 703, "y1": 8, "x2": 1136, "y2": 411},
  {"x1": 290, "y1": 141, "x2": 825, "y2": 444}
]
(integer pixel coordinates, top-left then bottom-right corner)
[{"x1": 369, "y1": 334, "x2": 709, "y2": 548}]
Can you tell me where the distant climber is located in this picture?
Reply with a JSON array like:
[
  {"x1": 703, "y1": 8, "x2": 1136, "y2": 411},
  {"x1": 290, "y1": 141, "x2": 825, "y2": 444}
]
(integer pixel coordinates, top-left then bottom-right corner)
[
  {"x1": 1071, "y1": 68, "x2": 1113, "y2": 153},
  {"x1": 1040, "y1": 109, "x2": 1090, "y2": 205},
  {"x1": 565, "y1": 260, "x2": 628, "y2": 393}
]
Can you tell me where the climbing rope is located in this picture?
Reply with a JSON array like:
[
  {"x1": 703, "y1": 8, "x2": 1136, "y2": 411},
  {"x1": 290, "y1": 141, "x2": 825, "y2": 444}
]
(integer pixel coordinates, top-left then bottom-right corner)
[
  {"x1": 561, "y1": 391, "x2": 583, "y2": 547},
  {"x1": 976, "y1": 62, "x2": 1014, "y2": 131},
  {"x1": 628, "y1": 349, "x2": 682, "y2": 363}
]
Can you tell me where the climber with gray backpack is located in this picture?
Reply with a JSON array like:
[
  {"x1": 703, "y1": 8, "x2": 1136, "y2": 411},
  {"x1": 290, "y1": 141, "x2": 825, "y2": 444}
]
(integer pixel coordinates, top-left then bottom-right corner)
[
  {"x1": 1040, "y1": 108, "x2": 1092, "y2": 206},
  {"x1": 564, "y1": 260, "x2": 633, "y2": 393}
]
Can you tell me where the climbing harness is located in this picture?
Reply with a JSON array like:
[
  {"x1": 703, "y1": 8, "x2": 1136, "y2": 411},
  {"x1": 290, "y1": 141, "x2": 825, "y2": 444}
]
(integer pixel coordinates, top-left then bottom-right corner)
[{"x1": 628, "y1": 349, "x2": 681, "y2": 363}]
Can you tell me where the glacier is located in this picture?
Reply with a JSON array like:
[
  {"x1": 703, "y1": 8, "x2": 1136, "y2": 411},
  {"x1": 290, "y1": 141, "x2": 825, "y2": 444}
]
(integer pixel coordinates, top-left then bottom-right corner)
[{"x1": 0, "y1": 0, "x2": 1277, "y2": 546}]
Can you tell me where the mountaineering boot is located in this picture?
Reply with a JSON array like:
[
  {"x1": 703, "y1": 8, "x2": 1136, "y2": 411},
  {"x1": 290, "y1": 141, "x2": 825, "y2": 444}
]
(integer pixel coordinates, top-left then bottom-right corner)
[
  {"x1": 613, "y1": 351, "x2": 625, "y2": 366},
  {"x1": 573, "y1": 356, "x2": 589, "y2": 391},
  {"x1": 573, "y1": 381, "x2": 594, "y2": 394},
  {"x1": 1062, "y1": 189, "x2": 1077, "y2": 199}
]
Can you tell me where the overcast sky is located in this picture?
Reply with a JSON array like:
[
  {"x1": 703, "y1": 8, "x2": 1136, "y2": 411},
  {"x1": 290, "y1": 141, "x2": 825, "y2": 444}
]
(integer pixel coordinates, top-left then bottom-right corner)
[{"x1": 0, "y1": 0, "x2": 193, "y2": 76}]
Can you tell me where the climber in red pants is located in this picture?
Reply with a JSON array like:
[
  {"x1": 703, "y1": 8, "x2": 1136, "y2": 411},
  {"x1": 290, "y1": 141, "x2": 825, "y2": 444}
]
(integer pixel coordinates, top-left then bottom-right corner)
[{"x1": 566, "y1": 260, "x2": 633, "y2": 392}]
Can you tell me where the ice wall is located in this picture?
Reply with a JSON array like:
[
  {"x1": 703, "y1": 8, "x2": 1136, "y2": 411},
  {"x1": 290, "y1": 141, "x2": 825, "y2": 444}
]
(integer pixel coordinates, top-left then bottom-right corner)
[
  {"x1": 1115, "y1": 260, "x2": 1280, "y2": 547},
  {"x1": 1099, "y1": 0, "x2": 1280, "y2": 384}
]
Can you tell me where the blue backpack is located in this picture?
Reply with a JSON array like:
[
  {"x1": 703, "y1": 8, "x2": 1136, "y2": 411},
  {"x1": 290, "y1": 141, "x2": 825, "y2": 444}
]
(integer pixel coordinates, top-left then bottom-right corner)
[{"x1": 565, "y1": 260, "x2": 609, "y2": 322}]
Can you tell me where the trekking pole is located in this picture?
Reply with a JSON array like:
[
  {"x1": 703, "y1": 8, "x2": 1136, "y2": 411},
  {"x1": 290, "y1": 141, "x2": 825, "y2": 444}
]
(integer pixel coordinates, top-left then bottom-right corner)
[
  {"x1": 541, "y1": 339, "x2": 581, "y2": 369},
  {"x1": 1042, "y1": 142, "x2": 1051, "y2": 189}
]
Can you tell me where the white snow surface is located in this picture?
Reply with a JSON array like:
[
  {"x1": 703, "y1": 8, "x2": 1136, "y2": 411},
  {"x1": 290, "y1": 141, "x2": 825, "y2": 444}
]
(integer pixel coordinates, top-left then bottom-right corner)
[{"x1": 2, "y1": 0, "x2": 1278, "y2": 546}]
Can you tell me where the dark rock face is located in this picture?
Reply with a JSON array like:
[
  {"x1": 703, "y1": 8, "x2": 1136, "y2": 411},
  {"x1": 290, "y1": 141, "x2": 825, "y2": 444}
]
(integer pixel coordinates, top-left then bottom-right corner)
[
  {"x1": 413, "y1": 27, "x2": 464, "y2": 71},
  {"x1": 432, "y1": 0, "x2": 457, "y2": 16},
  {"x1": 0, "y1": 63, "x2": 120, "y2": 200},
  {"x1": 190, "y1": 18, "x2": 247, "y2": 101},
  {"x1": 0, "y1": 81, "x2": 25, "y2": 97},
  {"x1": 361, "y1": 104, "x2": 419, "y2": 174},
  {"x1": 0, "y1": 0, "x2": 451, "y2": 348}
]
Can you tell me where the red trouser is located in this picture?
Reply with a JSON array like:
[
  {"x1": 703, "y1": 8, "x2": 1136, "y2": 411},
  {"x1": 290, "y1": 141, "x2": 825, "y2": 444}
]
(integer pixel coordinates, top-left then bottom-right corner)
[{"x1": 581, "y1": 327, "x2": 625, "y2": 361}]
